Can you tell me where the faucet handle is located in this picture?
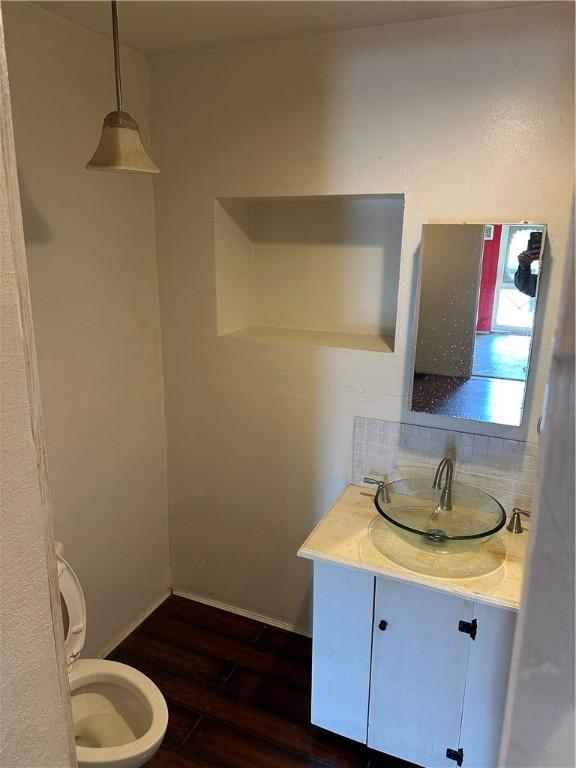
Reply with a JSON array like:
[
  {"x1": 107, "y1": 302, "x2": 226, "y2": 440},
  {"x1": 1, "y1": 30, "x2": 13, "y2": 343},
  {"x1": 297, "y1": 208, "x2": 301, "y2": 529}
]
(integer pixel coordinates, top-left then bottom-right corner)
[
  {"x1": 363, "y1": 477, "x2": 390, "y2": 504},
  {"x1": 507, "y1": 508, "x2": 531, "y2": 534}
]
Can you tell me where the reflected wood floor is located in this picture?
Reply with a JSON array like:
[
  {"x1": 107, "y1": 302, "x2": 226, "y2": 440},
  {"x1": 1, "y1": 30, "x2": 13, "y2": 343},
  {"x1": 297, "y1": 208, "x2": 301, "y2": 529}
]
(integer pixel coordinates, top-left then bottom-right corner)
[
  {"x1": 411, "y1": 373, "x2": 524, "y2": 425},
  {"x1": 109, "y1": 595, "x2": 417, "y2": 768}
]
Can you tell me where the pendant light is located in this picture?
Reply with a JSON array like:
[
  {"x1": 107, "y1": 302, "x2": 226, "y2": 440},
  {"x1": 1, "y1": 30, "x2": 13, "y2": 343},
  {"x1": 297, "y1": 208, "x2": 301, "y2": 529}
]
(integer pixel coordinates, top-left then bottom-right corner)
[{"x1": 86, "y1": 1, "x2": 159, "y2": 174}]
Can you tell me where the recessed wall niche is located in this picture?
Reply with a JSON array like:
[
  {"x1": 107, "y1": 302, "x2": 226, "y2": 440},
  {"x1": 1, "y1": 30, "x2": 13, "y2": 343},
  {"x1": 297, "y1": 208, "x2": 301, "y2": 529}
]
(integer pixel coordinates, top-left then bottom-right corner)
[{"x1": 215, "y1": 195, "x2": 404, "y2": 352}]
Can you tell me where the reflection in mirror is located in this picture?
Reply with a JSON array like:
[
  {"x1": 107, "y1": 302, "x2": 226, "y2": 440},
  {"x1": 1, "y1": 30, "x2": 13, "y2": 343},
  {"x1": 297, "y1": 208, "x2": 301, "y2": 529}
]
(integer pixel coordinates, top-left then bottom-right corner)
[{"x1": 410, "y1": 223, "x2": 545, "y2": 427}]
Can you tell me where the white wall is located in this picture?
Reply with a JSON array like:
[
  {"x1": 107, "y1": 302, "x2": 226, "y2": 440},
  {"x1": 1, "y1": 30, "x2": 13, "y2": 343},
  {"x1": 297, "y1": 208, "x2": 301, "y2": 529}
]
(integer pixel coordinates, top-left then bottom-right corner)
[
  {"x1": 3, "y1": 2, "x2": 170, "y2": 656},
  {"x1": 254, "y1": 196, "x2": 403, "y2": 336},
  {"x1": 0, "y1": 6, "x2": 74, "y2": 764},
  {"x1": 215, "y1": 199, "x2": 257, "y2": 335},
  {"x1": 150, "y1": 3, "x2": 574, "y2": 630}
]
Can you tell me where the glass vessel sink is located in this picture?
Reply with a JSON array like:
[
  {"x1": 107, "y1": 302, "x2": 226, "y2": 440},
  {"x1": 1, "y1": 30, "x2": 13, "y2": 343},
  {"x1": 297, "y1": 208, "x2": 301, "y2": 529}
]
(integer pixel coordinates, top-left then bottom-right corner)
[{"x1": 371, "y1": 477, "x2": 506, "y2": 552}]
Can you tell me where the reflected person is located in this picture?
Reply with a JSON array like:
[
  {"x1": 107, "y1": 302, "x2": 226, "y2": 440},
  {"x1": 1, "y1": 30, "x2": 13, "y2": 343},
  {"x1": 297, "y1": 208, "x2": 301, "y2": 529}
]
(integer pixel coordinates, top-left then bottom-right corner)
[{"x1": 514, "y1": 234, "x2": 541, "y2": 298}]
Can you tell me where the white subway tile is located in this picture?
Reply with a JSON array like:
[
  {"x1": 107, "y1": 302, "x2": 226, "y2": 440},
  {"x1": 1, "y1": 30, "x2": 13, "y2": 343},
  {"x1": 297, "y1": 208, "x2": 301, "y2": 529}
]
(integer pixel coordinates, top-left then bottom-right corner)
[
  {"x1": 351, "y1": 419, "x2": 535, "y2": 509},
  {"x1": 473, "y1": 434, "x2": 489, "y2": 450}
]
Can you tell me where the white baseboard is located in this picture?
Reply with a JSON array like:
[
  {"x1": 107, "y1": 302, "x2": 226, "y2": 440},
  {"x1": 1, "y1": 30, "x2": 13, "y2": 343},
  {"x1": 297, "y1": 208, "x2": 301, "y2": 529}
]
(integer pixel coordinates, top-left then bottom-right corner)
[
  {"x1": 97, "y1": 589, "x2": 172, "y2": 658},
  {"x1": 96, "y1": 588, "x2": 311, "y2": 657},
  {"x1": 172, "y1": 588, "x2": 312, "y2": 638}
]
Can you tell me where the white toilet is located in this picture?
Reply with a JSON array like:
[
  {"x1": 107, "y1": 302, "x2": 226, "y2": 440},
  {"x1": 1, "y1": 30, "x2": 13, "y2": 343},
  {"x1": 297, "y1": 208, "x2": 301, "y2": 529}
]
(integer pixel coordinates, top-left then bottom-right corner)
[{"x1": 56, "y1": 543, "x2": 168, "y2": 768}]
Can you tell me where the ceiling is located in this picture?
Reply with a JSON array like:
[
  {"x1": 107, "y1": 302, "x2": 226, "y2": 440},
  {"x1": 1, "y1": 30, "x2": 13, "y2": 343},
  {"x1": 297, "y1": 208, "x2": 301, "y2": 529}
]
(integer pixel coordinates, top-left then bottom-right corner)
[{"x1": 32, "y1": 1, "x2": 540, "y2": 57}]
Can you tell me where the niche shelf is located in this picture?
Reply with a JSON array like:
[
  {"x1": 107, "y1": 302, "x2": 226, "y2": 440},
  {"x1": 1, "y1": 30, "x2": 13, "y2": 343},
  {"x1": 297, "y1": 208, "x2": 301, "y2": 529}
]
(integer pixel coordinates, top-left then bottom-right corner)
[{"x1": 215, "y1": 194, "x2": 404, "y2": 353}]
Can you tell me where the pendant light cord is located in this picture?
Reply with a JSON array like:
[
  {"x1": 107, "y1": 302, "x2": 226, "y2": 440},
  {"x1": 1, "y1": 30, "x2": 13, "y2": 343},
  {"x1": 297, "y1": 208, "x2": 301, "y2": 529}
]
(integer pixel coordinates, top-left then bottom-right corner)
[{"x1": 111, "y1": 0, "x2": 123, "y2": 112}]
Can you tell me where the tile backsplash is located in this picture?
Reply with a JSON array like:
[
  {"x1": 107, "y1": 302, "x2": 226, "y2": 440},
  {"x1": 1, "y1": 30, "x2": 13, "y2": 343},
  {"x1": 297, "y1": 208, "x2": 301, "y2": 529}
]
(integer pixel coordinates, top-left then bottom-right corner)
[{"x1": 352, "y1": 418, "x2": 538, "y2": 514}]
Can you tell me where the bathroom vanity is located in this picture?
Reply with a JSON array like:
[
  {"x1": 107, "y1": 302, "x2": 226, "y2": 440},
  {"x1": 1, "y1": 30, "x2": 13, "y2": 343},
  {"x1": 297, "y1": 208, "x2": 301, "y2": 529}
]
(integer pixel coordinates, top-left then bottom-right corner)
[{"x1": 298, "y1": 485, "x2": 528, "y2": 768}]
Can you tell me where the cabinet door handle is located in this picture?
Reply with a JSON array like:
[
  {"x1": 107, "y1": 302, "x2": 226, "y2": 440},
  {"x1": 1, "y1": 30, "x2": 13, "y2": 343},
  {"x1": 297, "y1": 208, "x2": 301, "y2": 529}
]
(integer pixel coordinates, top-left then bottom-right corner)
[
  {"x1": 458, "y1": 619, "x2": 477, "y2": 640},
  {"x1": 446, "y1": 747, "x2": 464, "y2": 766},
  {"x1": 378, "y1": 619, "x2": 388, "y2": 631}
]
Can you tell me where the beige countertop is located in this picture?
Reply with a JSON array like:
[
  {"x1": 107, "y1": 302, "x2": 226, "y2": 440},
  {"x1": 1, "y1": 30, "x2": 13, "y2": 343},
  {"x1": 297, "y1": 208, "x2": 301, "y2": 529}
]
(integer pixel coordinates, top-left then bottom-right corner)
[{"x1": 298, "y1": 484, "x2": 528, "y2": 611}]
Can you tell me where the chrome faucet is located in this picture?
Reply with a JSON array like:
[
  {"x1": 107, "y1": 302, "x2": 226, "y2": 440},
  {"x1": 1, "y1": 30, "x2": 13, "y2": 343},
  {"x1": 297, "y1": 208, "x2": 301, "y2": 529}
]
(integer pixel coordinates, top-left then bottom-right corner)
[{"x1": 433, "y1": 457, "x2": 454, "y2": 511}]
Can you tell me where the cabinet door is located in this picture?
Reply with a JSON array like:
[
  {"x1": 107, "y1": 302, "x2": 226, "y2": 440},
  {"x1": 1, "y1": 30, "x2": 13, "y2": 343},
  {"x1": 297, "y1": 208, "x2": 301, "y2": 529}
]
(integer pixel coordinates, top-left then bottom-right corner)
[
  {"x1": 368, "y1": 577, "x2": 473, "y2": 767},
  {"x1": 311, "y1": 561, "x2": 375, "y2": 743},
  {"x1": 459, "y1": 602, "x2": 517, "y2": 767}
]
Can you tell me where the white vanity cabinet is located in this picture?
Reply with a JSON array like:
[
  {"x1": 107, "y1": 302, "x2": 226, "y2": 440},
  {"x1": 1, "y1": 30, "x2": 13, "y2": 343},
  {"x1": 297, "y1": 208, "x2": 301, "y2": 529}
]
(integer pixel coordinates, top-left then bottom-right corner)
[{"x1": 311, "y1": 561, "x2": 517, "y2": 768}]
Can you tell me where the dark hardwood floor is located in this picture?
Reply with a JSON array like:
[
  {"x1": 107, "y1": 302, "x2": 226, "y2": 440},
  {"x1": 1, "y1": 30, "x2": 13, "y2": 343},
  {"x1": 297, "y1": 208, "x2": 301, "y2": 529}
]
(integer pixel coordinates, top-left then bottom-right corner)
[{"x1": 109, "y1": 595, "x2": 417, "y2": 768}]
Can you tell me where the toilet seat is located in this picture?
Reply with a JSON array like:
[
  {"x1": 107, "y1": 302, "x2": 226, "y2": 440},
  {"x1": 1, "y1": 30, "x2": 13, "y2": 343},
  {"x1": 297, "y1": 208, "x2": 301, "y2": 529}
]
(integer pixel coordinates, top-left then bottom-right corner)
[{"x1": 57, "y1": 550, "x2": 86, "y2": 667}]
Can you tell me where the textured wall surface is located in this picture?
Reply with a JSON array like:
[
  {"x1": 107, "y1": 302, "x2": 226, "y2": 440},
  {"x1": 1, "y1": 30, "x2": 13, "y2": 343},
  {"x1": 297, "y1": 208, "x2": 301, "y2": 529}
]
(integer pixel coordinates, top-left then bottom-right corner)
[
  {"x1": 0, "y1": 6, "x2": 74, "y2": 765},
  {"x1": 0, "y1": 188, "x2": 75, "y2": 768},
  {"x1": 3, "y1": 2, "x2": 170, "y2": 656},
  {"x1": 150, "y1": 3, "x2": 574, "y2": 630},
  {"x1": 500, "y1": 225, "x2": 575, "y2": 768}
]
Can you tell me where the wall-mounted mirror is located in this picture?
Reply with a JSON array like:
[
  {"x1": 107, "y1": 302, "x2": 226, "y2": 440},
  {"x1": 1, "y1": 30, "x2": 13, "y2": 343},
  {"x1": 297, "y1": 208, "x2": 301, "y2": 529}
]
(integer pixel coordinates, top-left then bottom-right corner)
[{"x1": 410, "y1": 223, "x2": 546, "y2": 427}]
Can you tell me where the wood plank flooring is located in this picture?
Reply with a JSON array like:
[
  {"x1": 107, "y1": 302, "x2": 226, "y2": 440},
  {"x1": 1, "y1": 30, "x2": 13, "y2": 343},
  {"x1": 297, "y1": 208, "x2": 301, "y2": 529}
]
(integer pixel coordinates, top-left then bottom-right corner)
[{"x1": 109, "y1": 595, "x2": 417, "y2": 768}]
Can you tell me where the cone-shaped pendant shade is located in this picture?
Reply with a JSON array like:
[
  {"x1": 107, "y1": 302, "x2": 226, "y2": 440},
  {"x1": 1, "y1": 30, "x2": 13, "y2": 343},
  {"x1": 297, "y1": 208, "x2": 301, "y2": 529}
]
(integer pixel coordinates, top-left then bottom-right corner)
[
  {"x1": 86, "y1": 2, "x2": 159, "y2": 174},
  {"x1": 86, "y1": 110, "x2": 159, "y2": 174}
]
